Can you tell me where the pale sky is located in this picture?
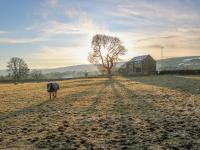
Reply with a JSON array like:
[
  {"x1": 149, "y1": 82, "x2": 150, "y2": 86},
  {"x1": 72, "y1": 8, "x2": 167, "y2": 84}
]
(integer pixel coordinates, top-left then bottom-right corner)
[{"x1": 0, "y1": 0, "x2": 200, "y2": 69}]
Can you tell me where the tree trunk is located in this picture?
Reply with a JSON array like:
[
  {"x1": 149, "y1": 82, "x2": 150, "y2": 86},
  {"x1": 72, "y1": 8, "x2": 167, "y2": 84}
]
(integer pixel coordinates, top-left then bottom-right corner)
[{"x1": 107, "y1": 68, "x2": 112, "y2": 76}]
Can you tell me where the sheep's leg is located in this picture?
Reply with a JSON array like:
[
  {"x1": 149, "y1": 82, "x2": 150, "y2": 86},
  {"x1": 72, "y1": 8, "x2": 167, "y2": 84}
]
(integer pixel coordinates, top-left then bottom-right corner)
[
  {"x1": 49, "y1": 92, "x2": 51, "y2": 100},
  {"x1": 53, "y1": 92, "x2": 56, "y2": 99},
  {"x1": 55, "y1": 91, "x2": 57, "y2": 98}
]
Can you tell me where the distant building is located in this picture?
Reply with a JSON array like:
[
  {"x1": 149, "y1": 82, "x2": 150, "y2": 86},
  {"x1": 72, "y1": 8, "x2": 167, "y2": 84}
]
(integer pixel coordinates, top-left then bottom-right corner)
[
  {"x1": 119, "y1": 55, "x2": 156, "y2": 75},
  {"x1": 156, "y1": 56, "x2": 200, "y2": 74}
]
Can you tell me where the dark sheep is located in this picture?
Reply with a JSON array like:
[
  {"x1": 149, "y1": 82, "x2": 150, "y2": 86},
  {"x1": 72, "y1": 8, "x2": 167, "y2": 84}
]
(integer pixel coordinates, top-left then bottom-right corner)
[{"x1": 47, "y1": 82, "x2": 60, "y2": 100}]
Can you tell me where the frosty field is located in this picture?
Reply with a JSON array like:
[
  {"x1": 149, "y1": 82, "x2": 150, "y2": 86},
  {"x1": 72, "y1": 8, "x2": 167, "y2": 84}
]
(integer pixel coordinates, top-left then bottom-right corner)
[{"x1": 0, "y1": 75, "x2": 200, "y2": 150}]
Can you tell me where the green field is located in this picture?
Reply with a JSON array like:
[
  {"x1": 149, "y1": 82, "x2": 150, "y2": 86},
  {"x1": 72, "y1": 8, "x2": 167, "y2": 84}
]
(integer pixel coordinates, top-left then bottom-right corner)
[{"x1": 0, "y1": 75, "x2": 200, "y2": 150}]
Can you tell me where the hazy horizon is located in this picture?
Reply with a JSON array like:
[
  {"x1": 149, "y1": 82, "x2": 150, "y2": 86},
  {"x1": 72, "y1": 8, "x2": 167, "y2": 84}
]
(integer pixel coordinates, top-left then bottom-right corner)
[
  {"x1": 0, "y1": 0, "x2": 200, "y2": 69},
  {"x1": 1, "y1": 55, "x2": 200, "y2": 70}
]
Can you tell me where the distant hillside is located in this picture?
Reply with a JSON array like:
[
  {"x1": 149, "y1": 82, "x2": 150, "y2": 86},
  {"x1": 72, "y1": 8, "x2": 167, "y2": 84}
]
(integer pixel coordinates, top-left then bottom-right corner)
[
  {"x1": 0, "y1": 62, "x2": 125, "y2": 76},
  {"x1": 0, "y1": 69, "x2": 7, "y2": 76},
  {"x1": 41, "y1": 62, "x2": 124, "y2": 74},
  {"x1": 40, "y1": 64, "x2": 98, "y2": 74},
  {"x1": 157, "y1": 56, "x2": 200, "y2": 71},
  {"x1": 0, "y1": 64, "x2": 99, "y2": 76}
]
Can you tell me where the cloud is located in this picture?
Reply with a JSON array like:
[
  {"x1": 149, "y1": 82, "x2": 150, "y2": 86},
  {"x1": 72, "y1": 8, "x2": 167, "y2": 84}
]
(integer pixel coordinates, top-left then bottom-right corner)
[
  {"x1": 5, "y1": 16, "x2": 106, "y2": 45},
  {"x1": 34, "y1": 0, "x2": 200, "y2": 61},
  {"x1": 0, "y1": 30, "x2": 10, "y2": 34},
  {"x1": 104, "y1": 1, "x2": 199, "y2": 59},
  {"x1": 28, "y1": 46, "x2": 89, "y2": 68},
  {"x1": 108, "y1": 0, "x2": 200, "y2": 33},
  {"x1": 114, "y1": 1, "x2": 200, "y2": 22},
  {"x1": 137, "y1": 44, "x2": 164, "y2": 49},
  {"x1": 21, "y1": 8, "x2": 108, "y2": 68},
  {"x1": 136, "y1": 36, "x2": 178, "y2": 43},
  {"x1": 26, "y1": 8, "x2": 108, "y2": 38},
  {"x1": 65, "y1": 8, "x2": 79, "y2": 18},
  {"x1": 41, "y1": 10, "x2": 108, "y2": 36},
  {"x1": 0, "y1": 37, "x2": 50, "y2": 44},
  {"x1": 132, "y1": 27, "x2": 200, "y2": 59},
  {"x1": 47, "y1": 0, "x2": 59, "y2": 7},
  {"x1": 136, "y1": 27, "x2": 200, "y2": 46}
]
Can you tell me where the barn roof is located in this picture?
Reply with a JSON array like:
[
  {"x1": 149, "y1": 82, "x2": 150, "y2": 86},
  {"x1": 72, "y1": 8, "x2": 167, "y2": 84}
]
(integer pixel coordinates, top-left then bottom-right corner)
[
  {"x1": 119, "y1": 54, "x2": 153, "y2": 69},
  {"x1": 130, "y1": 55, "x2": 149, "y2": 62}
]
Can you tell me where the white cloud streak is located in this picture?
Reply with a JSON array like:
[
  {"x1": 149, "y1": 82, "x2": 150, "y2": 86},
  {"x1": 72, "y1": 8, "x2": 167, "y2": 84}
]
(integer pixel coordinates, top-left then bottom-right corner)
[
  {"x1": 40, "y1": 10, "x2": 108, "y2": 36},
  {"x1": 47, "y1": 0, "x2": 59, "y2": 7},
  {"x1": 0, "y1": 36, "x2": 50, "y2": 44},
  {"x1": 0, "y1": 30, "x2": 11, "y2": 34}
]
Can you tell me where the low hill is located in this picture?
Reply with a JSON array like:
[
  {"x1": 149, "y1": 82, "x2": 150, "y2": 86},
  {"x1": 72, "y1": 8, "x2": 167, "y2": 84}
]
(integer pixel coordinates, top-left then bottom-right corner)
[
  {"x1": 0, "y1": 64, "x2": 99, "y2": 76},
  {"x1": 40, "y1": 64, "x2": 98, "y2": 74},
  {"x1": 0, "y1": 69, "x2": 7, "y2": 76},
  {"x1": 0, "y1": 62, "x2": 125, "y2": 76}
]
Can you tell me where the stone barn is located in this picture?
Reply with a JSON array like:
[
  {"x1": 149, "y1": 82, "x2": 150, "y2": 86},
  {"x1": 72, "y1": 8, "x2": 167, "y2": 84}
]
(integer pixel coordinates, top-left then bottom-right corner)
[{"x1": 119, "y1": 55, "x2": 156, "y2": 75}]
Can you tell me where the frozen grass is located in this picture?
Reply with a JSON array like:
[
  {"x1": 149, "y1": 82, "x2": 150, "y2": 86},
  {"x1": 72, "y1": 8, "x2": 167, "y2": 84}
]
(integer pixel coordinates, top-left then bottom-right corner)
[{"x1": 0, "y1": 75, "x2": 199, "y2": 149}]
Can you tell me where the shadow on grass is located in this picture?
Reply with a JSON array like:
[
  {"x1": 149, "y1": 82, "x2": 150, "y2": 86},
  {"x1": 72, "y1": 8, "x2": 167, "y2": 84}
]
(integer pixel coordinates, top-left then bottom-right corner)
[
  {"x1": 113, "y1": 78, "x2": 169, "y2": 120},
  {"x1": 85, "y1": 78, "x2": 112, "y2": 113},
  {"x1": 0, "y1": 83, "x2": 97, "y2": 121},
  {"x1": 61, "y1": 81, "x2": 106, "y2": 89},
  {"x1": 109, "y1": 81, "x2": 140, "y2": 148},
  {"x1": 112, "y1": 78, "x2": 200, "y2": 149},
  {"x1": 125, "y1": 75, "x2": 200, "y2": 95}
]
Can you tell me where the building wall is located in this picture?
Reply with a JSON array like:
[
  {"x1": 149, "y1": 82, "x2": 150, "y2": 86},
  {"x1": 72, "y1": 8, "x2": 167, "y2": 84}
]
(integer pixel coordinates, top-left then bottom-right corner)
[
  {"x1": 126, "y1": 62, "x2": 134, "y2": 74},
  {"x1": 142, "y1": 55, "x2": 156, "y2": 74},
  {"x1": 124, "y1": 55, "x2": 156, "y2": 75}
]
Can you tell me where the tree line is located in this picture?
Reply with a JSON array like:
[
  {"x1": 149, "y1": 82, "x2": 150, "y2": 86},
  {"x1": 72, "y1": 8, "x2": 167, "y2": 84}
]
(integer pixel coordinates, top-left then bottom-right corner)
[{"x1": 3, "y1": 57, "x2": 43, "y2": 81}]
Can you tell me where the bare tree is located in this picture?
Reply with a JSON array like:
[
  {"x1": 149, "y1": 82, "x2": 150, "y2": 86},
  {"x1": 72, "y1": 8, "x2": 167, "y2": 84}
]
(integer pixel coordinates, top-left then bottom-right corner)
[
  {"x1": 7, "y1": 57, "x2": 29, "y2": 81},
  {"x1": 88, "y1": 34, "x2": 126, "y2": 75},
  {"x1": 30, "y1": 70, "x2": 44, "y2": 80}
]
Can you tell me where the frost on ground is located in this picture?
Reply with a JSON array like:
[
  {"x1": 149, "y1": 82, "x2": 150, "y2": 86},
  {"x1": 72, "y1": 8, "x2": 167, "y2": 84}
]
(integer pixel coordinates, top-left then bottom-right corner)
[{"x1": 0, "y1": 75, "x2": 200, "y2": 150}]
